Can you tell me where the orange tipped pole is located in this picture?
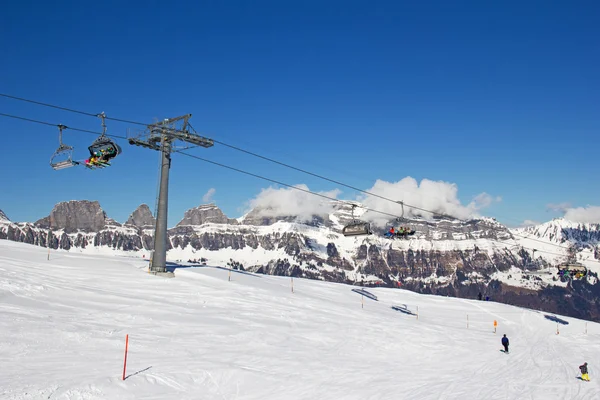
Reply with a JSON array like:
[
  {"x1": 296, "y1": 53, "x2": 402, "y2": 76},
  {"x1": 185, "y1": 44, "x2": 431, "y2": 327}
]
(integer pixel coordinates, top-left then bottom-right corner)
[{"x1": 122, "y1": 334, "x2": 129, "y2": 380}]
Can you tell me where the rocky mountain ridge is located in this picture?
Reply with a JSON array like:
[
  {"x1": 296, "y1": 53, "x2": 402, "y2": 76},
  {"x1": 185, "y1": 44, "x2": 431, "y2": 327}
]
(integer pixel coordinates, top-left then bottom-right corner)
[{"x1": 2, "y1": 200, "x2": 600, "y2": 321}]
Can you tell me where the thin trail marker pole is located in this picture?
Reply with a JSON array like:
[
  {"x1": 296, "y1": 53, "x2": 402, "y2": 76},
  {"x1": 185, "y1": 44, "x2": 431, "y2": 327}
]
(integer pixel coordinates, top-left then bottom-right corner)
[
  {"x1": 416, "y1": 306, "x2": 419, "y2": 320},
  {"x1": 291, "y1": 277, "x2": 294, "y2": 293},
  {"x1": 556, "y1": 324, "x2": 559, "y2": 335},
  {"x1": 467, "y1": 314, "x2": 469, "y2": 329},
  {"x1": 585, "y1": 322, "x2": 587, "y2": 334},
  {"x1": 362, "y1": 294, "x2": 364, "y2": 309},
  {"x1": 494, "y1": 320, "x2": 497, "y2": 333},
  {"x1": 47, "y1": 230, "x2": 51, "y2": 260},
  {"x1": 122, "y1": 334, "x2": 129, "y2": 380},
  {"x1": 228, "y1": 268, "x2": 231, "y2": 281}
]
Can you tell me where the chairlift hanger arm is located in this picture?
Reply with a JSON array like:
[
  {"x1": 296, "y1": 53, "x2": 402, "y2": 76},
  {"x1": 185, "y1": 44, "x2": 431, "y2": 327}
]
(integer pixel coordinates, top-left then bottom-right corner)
[
  {"x1": 97, "y1": 112, "x2": 107, "y2": 136},
  {"x1": 148, "y1": 114, "x2": 192, "y2": 128}
]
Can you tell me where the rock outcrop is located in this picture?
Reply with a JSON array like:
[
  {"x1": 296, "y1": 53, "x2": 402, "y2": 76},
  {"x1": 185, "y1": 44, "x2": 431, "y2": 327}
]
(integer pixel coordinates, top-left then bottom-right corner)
[
  {"x1": 177, "y1": 204, "x2": 238, "y2": 226},
  {"x1": 34, "y1": 200, "x2": 107, "y2": 233},
  {"x1": 125, "y1": 204, "x2": 155, "y2": 229}
]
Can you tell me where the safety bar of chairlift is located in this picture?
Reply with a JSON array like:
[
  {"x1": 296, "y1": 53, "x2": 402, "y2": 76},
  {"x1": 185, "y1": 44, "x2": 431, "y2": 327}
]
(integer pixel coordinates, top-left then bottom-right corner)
[
  {"x1": 343, "y1": 225, "x2": 372, "y2": 236},
  {"x1": 51, "y1": 161, "x2": 79, "y2": 170}
]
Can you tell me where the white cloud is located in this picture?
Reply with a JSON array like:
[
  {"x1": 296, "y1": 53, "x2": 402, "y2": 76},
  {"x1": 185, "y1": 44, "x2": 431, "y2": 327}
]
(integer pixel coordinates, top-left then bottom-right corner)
[
  {"x1": 357, "y1": 177, "x2": 501, "y2": 227},
  {"x1": 246, "y1": 184, "x2": 342, "y2": 222},
  {"x1": 202, "y1": 188, "x2": 216, "y2": 203},
  {"x1": 546, "y1": 202, "x2": 571, "y2": 213},
  {"x1": 563, "y1": 206, "x2": 600, "y2": 223},
  {"x1": 244, "y1": 177, "x2": 501, "y2": 227}
]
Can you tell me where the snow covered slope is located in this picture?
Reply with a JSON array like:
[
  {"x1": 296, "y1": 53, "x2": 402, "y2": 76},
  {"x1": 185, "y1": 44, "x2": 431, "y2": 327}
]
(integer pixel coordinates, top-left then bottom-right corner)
[{"x1": 1, "y1": 240, "x2": 599, "y2": 399}]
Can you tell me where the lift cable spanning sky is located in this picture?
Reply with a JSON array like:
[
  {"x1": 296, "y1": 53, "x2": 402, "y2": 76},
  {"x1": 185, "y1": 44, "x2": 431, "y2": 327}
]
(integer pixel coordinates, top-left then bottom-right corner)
[
  {"x1": 0, "y1": 101, "x2": 598, "y2": 269},
  {"x1": 0, "y1": 92, "x2": 591, "y2": 236},
  {"x1": 0, "y1": 108, "x2": 596, "y2": 266},
  {"x1": 0, "y1": 92, "x2": 489, "y2": 221},
  {"x1": 0, "y1": 93, "x2": 585, "y2": 237}
]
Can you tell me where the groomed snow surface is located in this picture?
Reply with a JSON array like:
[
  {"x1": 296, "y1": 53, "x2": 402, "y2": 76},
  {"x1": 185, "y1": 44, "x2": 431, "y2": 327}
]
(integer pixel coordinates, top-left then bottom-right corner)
[{"x1": 1, "y1": 240, "x2": 599, "y2": 399}]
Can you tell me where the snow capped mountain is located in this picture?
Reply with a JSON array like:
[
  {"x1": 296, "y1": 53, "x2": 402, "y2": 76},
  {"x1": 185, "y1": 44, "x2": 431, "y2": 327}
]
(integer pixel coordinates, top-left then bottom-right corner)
[
  {"x1": 2, "y1": 200, "x2": 600, "y2": 321},
  {"x1": 512, "y1": 218, "x2": 599, "y2": 267},
  {"x1": 514, "y1": 218, "x2": 600, "y2": 246}
]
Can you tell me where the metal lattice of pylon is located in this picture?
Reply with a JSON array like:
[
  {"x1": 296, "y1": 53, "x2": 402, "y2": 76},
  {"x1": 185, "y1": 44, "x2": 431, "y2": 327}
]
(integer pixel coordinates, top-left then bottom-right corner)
[{"x1": 128, "y1": 114, "x2": 214, "y2": 275}]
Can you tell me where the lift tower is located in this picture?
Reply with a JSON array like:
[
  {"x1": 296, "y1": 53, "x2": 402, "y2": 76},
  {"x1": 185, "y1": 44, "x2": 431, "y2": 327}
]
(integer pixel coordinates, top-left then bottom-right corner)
[{"x1": 128, "y1": 114, "x2": 213, "y2": 275}]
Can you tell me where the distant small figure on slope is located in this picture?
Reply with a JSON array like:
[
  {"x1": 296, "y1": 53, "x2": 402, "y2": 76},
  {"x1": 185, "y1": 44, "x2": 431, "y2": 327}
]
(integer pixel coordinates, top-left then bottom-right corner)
[
  {"x1": 478, "y1": 292, "x2": 482, "y2": 301},
  {"x1": 579, "y1": 362, "x2": 590, "y2": 381},
  {"x1": 501, "y1": 334, "x2": 509, "y2": 353}
]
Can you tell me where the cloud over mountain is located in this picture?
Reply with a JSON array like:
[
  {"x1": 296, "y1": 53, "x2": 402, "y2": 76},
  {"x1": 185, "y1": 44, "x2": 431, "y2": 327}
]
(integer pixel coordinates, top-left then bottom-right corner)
[
  {"x1": 563, "y1": 205, "x2": 600, "y2": 224},
  {"x1": 246, "y1": 184, "x2": 342, "y2": 222},
  {"x1": 357, "y1": 177, "x2": 500, "y2": 227},
  {"x1": 245, "y1": 177, "x2": 500, "y2": 227}
]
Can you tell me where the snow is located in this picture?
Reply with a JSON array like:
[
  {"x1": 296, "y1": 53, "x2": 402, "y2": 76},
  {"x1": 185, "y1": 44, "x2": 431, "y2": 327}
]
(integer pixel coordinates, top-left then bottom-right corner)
[
  {"x1": 0, "y1": 209, "x2": 9, "y2": 222},
  {"x1": 2, "y1": 239, "x2": 600, "y2": 399}
]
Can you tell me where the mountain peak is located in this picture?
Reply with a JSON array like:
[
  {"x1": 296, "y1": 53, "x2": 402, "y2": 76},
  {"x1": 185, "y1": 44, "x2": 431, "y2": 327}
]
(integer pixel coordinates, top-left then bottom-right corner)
[
  {"x1": 0, "y1": 209, "x2": 9, "y2": 222},
  {"x1": 34, "y1": 200, "x2": 107, "y2": 233},
  {"x1": 125, "y1": 204, "x2": 155, "y2": 229},
  {"x1": 177, "y1": 203, "x2": 238, "y2": 226},
  {"x1": 514, "y1": 218, "x2": 600, "y2": 246}
]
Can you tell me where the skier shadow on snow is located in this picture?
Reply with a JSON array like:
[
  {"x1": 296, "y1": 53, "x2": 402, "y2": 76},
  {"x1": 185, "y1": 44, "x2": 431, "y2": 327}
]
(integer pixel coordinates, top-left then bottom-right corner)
[{"x1": 544, "y1": 314, "x2": 569, "y2": 325}]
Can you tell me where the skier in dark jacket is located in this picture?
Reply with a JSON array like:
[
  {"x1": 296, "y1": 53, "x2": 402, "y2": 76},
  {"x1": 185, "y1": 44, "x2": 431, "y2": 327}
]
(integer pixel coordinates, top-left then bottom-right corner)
[
  {"x1": 579, "y1": 362, "x2": 589, "y2": 381},
  {"x1": 501, "y1": 334, "x2": 509, "y2": 353}
]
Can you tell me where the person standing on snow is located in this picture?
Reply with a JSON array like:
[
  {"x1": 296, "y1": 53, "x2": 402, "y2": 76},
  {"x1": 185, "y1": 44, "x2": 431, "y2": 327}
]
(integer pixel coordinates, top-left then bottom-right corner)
[
  {"x1": 580, "y1": 362, "x2": 590, "y2": 381},
  {"x1": 501, "y1": 334, "x2": 509, "y2": 353}
]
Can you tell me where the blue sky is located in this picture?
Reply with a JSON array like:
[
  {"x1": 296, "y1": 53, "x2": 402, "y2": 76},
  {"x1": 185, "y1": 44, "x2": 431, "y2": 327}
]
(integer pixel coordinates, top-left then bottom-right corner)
[{"x1": 1, "y1": 0, "x2": 598, "y2": 228}]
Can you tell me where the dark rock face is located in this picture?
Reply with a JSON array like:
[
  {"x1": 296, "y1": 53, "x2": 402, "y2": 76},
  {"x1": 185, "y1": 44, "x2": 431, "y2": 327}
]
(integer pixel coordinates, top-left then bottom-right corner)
[
  {"x1": 177, "y1": 204, "x2": 238, "y2": 226},
  {"x1": 0, "y1": 209, "x2": 9, "y2": 221},
  {"x1": 125, "y1": 204, "x2": 155, "y2": 229},
  {"x1": 35, "y1": 200, "x2": 107, "y2": 233}
]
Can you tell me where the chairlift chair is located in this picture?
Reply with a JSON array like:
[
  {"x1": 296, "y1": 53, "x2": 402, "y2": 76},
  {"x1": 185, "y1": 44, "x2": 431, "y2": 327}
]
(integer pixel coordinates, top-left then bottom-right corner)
[
  {"x1": 557, "y1": 262, "x2": 587, "y2": 281},
  {"x1": 342, "y1": 204, "x2": 372, "y2": 237},
  {"x1": 85, "y1": 112, "x2": 122, "y2": 169},
  {"x1": 50, "y1": 124, "x2": 79, "y2": 170},
  {"x1": 390, "y1": 201, "x2": 416, "y2": 239}
]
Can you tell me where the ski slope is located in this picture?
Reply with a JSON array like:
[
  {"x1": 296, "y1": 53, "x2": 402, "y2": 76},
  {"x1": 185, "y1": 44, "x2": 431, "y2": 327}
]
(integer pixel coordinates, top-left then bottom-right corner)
[{"x1": 1, "y1": 240, "x2": 599, "y2": 399}]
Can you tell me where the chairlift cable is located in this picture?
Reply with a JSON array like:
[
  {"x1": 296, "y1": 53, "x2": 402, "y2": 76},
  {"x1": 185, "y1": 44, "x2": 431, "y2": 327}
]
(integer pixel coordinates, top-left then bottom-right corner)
[
  {"x1": 0, "y1": 94, "x2": 581, "y2": 230},
  {"x1": 0, "y1": 110, "x2": 594, "y2": 257},
  {"x1": 0, "y1": 110, "x2": 597, "y2": 262},
  {"x1": 0, "y1": 96, "x2": 596, "y2": 253}
]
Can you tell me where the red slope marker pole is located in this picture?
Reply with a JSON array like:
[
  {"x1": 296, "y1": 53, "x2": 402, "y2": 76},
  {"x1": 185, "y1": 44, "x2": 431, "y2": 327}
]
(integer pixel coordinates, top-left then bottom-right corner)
[{"x1": 122, "y1": 334, "x2": 129, "y2": 380}]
